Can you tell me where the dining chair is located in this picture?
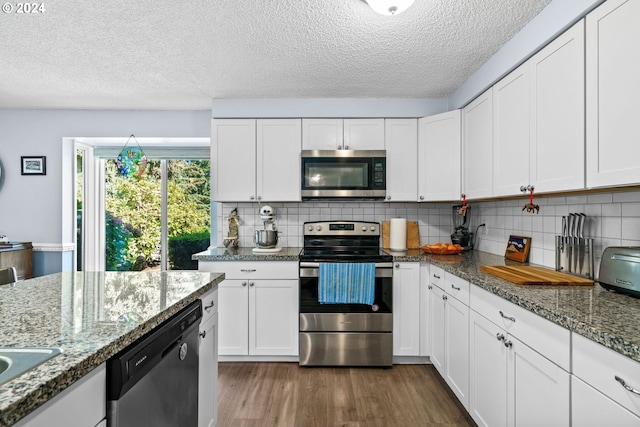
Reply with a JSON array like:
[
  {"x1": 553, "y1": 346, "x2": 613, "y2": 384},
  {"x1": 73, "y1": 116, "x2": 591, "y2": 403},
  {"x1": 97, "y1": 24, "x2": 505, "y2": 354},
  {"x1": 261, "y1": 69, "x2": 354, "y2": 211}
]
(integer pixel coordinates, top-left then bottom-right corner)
[{"x1": 0, "y1": 266, "x2": 17, "y2": 285}]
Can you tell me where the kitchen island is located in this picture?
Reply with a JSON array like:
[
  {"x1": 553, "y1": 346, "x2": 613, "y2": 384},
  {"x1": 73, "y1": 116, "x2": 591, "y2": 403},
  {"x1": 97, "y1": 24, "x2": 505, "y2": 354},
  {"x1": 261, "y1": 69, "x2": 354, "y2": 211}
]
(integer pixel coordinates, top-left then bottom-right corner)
[{"x1": 0, "y1": 271, "x2": 224, "y2": 427}]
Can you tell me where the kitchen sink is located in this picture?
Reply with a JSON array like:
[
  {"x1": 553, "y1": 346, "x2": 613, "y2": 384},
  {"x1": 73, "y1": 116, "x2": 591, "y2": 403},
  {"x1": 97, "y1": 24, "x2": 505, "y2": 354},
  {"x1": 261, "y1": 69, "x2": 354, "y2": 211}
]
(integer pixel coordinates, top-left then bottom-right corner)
[{"x1": 0, "y1": 347, "x2": 63, "y2": 385}]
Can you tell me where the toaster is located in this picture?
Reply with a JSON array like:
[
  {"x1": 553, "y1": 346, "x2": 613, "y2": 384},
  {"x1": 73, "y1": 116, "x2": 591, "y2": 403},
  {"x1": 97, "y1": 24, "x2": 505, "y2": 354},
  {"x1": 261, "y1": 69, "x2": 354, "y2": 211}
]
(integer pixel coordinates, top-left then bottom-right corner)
[{"x1": 598, "y1": 247, "x2": 640, "y2": 298}]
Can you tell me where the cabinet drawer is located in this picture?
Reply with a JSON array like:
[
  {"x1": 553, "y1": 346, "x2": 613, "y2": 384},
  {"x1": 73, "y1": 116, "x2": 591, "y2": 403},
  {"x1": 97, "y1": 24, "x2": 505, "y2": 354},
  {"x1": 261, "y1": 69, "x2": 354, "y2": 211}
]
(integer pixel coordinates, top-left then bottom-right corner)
[
  {"x1": 200, "y1": 287, "x2": 218, "y2": 323},
  {"x1": 429, "y1": 265, "x2": 444, "y2": 288},
  {"x1": 470, "y1": 285, "x2": 570, "y2": 370},
  {"x1": 573, "y1": 332, "x2": 640, "y2": 418},
  {"x1": 444, "y1": 272, "x2": 469, "y2": 306},
  {"x1": 202, "y1": 261, "x2": 298, "y2": 280}
]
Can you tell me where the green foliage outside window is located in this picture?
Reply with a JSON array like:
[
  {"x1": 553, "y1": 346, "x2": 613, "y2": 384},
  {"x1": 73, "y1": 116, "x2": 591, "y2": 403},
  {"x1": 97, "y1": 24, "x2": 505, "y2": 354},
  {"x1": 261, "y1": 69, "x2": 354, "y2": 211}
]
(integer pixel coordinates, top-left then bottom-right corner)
[{"x1": 105, "y1": 159, "x2": 210, "y2": 271}]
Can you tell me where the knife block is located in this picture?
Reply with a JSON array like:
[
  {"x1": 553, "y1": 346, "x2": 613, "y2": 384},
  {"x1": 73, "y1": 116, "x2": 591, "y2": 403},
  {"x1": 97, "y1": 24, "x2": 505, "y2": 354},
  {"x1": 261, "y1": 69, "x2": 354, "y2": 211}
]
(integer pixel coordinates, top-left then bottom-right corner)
[{"x1": 555, "y1": 236, "x2": 595, "y2": 279}]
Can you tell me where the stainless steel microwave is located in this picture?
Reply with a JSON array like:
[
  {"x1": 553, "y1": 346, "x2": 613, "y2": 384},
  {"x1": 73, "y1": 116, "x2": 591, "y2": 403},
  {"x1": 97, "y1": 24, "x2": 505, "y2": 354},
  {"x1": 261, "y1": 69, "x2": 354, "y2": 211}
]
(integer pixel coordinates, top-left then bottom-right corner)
[{"x1": 301, "y1": 150, "x2": 386, "y2": 200}]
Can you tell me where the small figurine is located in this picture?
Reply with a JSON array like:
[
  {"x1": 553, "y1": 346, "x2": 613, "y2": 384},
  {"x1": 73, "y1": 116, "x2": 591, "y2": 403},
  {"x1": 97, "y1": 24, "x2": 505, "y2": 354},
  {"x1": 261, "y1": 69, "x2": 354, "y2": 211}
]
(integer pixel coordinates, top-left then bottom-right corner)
[
  {"x1": 522, "y1": 203, "x2": 540, "y2": 214},
  {"x1": 224, "y1": 208, "x2": 241, "y2": 248}
]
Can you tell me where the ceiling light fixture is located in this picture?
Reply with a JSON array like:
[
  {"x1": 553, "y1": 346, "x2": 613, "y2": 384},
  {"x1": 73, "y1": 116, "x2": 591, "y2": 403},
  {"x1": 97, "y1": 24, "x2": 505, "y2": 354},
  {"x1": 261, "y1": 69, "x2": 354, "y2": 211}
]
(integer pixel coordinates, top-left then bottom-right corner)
[{"x1": 364, "y1": 0, "x2": 415, "y2": 16}]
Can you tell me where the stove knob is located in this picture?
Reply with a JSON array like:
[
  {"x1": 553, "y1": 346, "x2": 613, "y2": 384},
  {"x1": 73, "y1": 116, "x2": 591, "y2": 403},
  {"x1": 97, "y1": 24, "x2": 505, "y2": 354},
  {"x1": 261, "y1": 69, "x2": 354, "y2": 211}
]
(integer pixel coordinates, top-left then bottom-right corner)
[
  {"x1": 307, "y1": 225, "x2": 314, "y2": 231},
  {"x1": 362, "y1": 226, "x2": 367, "y2": 231},
  {"x1": 370, "y1": 226, "x2": 376, "y2": 232},
  {"x1": 316, "y1": 225, "x2": 322, "y2": 231}
]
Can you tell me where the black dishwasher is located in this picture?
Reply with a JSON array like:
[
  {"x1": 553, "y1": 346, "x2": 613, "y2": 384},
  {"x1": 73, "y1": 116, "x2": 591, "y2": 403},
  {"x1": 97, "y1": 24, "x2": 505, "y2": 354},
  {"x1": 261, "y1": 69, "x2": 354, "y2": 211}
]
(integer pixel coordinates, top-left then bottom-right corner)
[{"x1": 107, "y1": 300, "x2": 202, "y2": 427}]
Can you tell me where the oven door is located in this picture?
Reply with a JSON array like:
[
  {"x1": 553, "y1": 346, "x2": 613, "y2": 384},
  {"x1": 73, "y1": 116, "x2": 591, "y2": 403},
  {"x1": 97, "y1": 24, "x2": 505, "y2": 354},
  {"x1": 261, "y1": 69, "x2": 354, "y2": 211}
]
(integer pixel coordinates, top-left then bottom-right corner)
[{"x1": 299, "y1": 261, "x2": 393, "y2": 331}]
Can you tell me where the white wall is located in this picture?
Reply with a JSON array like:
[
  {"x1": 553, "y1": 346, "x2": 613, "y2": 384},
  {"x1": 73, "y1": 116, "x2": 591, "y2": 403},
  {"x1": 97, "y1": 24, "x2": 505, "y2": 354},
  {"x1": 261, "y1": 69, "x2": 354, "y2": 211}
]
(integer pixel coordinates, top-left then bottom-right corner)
[{"x1": 0, "y1": 109, "x2": 210, "y2": 274}]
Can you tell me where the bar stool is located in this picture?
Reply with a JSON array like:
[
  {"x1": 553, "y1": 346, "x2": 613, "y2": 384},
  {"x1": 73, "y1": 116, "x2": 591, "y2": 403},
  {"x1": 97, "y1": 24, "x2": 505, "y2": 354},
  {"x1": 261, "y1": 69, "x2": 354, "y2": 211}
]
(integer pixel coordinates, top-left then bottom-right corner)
[{"x1": 0, "y1": 267, "x2": 17, "y2": 285}]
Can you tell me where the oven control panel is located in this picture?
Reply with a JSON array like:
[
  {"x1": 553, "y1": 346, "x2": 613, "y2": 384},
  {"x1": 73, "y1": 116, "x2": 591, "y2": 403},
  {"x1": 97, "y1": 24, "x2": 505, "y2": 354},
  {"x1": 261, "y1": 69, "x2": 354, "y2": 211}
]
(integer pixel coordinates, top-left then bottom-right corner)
[{"x1": 303, "y1": 221, "x2": 379, "y2": 236}]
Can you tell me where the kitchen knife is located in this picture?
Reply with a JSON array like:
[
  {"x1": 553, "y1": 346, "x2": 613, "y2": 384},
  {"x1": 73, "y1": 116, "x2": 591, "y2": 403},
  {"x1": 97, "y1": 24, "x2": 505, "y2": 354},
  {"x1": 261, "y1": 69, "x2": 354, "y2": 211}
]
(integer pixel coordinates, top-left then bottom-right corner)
[
  {"x1": 568, "y1": 213, "x2": 576, "y2": 273},
  {"x1": 561, "y1": 216, "x2": 567, "y2": 270},
  {"x1": 578, "y1": 213, "x2": 586, "y2": 274}
]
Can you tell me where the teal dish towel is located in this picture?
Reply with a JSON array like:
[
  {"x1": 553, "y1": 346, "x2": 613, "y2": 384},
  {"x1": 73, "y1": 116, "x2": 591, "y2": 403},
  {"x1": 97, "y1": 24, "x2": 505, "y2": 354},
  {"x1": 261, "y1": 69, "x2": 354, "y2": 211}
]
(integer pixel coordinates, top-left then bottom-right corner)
[{"x1": 318, "y1": 262, "x2": 375, "y2": 305}]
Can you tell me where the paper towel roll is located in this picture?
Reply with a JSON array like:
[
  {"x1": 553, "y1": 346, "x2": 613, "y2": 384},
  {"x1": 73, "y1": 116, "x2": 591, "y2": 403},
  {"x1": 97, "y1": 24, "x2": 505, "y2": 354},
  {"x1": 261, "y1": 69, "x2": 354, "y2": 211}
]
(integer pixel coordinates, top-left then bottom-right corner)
[{"x1": 389, "y1": 218, "x2": 407, "y2": 251}]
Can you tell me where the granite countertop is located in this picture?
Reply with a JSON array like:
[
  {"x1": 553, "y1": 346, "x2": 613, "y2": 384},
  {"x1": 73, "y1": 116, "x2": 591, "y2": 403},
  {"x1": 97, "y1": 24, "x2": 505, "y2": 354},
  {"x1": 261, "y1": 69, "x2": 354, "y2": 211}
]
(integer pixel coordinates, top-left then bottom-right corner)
[
  {"x1": 396, "y1": 249, "x2": 640, "y2": 364},
  {"x1": 195, "y1": 246, "x2": 640, "y2": 364},
  {"x1": 0, "y1": 271, "x2": 224, "y2": 427},
  {"x1": 193, "y1": 246, "x2": 302, "y2": 261}
]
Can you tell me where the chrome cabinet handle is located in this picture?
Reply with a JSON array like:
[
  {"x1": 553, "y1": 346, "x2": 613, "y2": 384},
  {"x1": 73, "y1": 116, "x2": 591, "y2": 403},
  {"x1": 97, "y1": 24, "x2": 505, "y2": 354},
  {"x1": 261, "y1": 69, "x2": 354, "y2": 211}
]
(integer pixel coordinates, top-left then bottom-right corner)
[
  {"x1": 433, "y1": 274, "x2": 441, "y2": 279},
  {"x1": 499, "y1": 311, "x2": 516, "y2": 322},
  {"x1": 257, "y1": 196, "x2": 262, "y2": 201},
  {"x1": 204, "y1": 301, "x2": 215, "y2": 312},
  {"x1": 395, "y1": 264, "x2": 400, "y2": 269},
  {"x1": 442, "y1": 295, "x2": 448, "y2": 301},
  {"x1": 250, "y1": 195, "x2": 255, "y2": 200},
  {"x1": 428, "y1": 285, "x2": 433, "y2": 290},
  {"x1": 344, "y1": 145, "x2": 349, "y2": 150},
  {"x1": 199, "y1": 330, "x2": 207, "y2": 339},
  {"x1": 496, "y1": 333, "x2": 505, "y2": 341},
  {"x1": 387, "y1": 195, "x2": 391, "y2": 200},
  {"x1": 451, "y1": 284, "x2": 461, "y2": 291},
  {"x1": 419, "y1": 195, "x2": 425, "y2": 201},
  {"x1": 615, "y1": 376, "x2": 640, "y2": 395},
  {"x1": 337, "y1": 145, "x2": 343, "y2": 150},
  {"x1": 241, "y1": 269, "x2": 256, "y2": 273},
  {"x1": 503, "y1": 340, "x2": 513, "y2": 348},
  {"x1": 249, "y1": 282, "x2": 255, "y2": 287},
  {"x1": 242, "y1": 281, "x2": 247, "y2": 287}
]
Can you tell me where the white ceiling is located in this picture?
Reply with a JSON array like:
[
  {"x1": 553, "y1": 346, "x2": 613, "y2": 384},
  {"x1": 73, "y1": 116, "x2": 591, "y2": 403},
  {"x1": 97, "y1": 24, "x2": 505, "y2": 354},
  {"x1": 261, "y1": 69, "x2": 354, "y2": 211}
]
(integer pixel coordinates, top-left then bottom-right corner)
[{"x1": 0, "y1": 0, "x2": 552, "y2": 110}]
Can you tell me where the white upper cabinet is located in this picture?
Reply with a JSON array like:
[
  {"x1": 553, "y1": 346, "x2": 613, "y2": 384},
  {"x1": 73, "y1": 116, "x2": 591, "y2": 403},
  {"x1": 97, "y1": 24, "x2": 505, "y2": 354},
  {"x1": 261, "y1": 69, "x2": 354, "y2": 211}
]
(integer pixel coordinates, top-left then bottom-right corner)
[
  {"x1": 530, "y1": 19, "x2": 585, "y2": 193},
  {"x1": 462, "y1": 89, "x2": 493, "y2": 199},
  {"x1": 256, "y1": 119, "x2": 302, "y2": 202},
  {"x1": 586, "y1": 0, "x2": 640, "y2": 188},
  {"x1": 302, "y1": 118, "x2": 384, "y2": 150},
  {"x1": 385, "y1": 119, "x2": 418, "y2": 202},
  {"x1": 302, "y1": 119, "x2": 343, "y2": 150},
  {"x1": 493, "y1": 19, "x2": 585, "y2": 197},
  {"x1": 493, "y1": 63, "x2": 530, "y2": 197},
  {"x1": 418, "y1": 110, "x2": 462, "y2": 202},
  {"x1": 211, "y1": 119, "x2": 256, "y2": 202},
  {"x1": 343, "y1": 119, "x2": 385, "y2": 150},
  {"x1": 212, "y1": 119, "x2": 301, "y2": 202}
]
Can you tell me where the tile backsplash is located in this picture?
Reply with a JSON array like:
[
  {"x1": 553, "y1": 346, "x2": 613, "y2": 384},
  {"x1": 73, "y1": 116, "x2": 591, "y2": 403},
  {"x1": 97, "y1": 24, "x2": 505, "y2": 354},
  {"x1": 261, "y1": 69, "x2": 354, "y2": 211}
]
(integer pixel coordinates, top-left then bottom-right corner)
[{"x1": 216, "y1": 189, "x2": 640, "y2": 274}]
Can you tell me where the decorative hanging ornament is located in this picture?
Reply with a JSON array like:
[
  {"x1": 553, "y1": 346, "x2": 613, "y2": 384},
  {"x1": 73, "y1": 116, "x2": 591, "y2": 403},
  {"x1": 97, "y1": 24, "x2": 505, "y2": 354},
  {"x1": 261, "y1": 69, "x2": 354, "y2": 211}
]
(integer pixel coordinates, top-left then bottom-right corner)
[
  {"x1": 116, "y1": 134, "x2": 148, "y2": 178},
  {"x1": 522, "y1": 186, "x2": 540, "y2": 214}
]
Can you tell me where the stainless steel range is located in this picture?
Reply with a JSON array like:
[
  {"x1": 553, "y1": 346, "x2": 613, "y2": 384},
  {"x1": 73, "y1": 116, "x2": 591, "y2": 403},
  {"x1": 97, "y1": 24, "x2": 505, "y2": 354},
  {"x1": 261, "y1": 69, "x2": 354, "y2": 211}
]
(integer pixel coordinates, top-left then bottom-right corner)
[{"x1": 298, "y1": 221, "x2": 393, "y2": 367}]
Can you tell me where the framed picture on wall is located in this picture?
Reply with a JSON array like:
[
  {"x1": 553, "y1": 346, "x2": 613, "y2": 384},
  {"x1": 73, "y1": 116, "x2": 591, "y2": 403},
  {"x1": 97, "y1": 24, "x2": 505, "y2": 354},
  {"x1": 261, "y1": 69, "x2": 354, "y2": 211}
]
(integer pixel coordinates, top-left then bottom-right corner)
[
  {"x1": 21, "y1": 156, "x2": 46, "y2": 175},
  {"x1": 505, "y1": 235, "x2": 531, "y2": 263}
]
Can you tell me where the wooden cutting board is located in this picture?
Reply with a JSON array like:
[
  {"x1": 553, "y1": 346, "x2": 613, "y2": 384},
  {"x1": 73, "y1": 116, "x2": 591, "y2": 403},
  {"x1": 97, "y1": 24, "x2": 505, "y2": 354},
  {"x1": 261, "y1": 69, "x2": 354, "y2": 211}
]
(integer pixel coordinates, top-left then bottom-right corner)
[
  {"x1": 480, "y1": 265, "x2": 594, "y2": 285},
  {"x1": 382, "y1": 221, "x2": 420, "y2": 249}
]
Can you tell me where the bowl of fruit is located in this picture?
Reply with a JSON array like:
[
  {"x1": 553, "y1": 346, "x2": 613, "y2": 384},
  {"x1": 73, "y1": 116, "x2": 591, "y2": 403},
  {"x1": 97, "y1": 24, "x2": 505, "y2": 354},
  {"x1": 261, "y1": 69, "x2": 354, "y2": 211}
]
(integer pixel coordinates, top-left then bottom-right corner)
[{"x1": 421, "y1": 243, "x2": 463, "y2": 255}]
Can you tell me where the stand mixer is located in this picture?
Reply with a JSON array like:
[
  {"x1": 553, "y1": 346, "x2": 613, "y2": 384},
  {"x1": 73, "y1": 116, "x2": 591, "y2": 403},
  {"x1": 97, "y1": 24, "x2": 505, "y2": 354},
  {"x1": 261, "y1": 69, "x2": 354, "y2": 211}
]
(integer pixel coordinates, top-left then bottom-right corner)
[{"x1": 253, "y1": 205, "x2": 282, "y2": 253}]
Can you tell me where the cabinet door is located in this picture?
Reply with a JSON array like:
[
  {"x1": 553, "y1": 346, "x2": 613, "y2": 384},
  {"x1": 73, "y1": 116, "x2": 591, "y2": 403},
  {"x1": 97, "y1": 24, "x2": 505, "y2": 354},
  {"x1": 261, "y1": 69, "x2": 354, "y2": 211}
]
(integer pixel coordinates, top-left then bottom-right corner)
[
  {"x1": 256, "y1": 119, "x2": 302, "y2": 202},
  {"x1": 462, "y1": 89, "x2": 493, "y2": 199},
  {"x1": 218, "y1": 279, "x2": 249, "y2": 355},
  {"x1": 469, "y1": 311, "x2": 507, "y2": 427},
  {"x1": 419, "y1": 263, "x2": 430, "y2": 357},
  {"x1": 343, "y1": 118, "x2": 385, "y2": 150},
  {"x1": 392, "y1": 262, "x2": 421, "y2": 356},
  {"x1": 444, "y1": 294, "x2": 470, "y2": 410},
  {"x1": 385, "y1": 119, "x2": 418, "y2": 202},
  {"x1": 530, "y1": 20, "x2": 585, "y2": 193},
  {"x1": 572, "y1": 376, "x2": 640, "y2": 427},
  {"x1": 586, "y1": 0, "x2": 640, "y2": 188},
  {"x1": 249, "y1": 280, "x2": 299, "y2": 356},
  {"x1": 493, "y1": 64, "x2": 530, "y2": 197},
  {"x1": 418, "y1": 110, "x2": 462, "y2": 202},
  {"x1": 507, "y1": 335, "x2": 570, "y2": 427},
  {"x1": 429, "y1": 284, "x2": 446, "y2": 376},
  {"x1": 211, "y1": 119, "x2": 256, "y2": 202},
  {"x1": 198, "y1": 313, "x2": 218, "y2": 427},
  {"x1": 302, "y1": 119, "x2": 343, "y2": 150}
]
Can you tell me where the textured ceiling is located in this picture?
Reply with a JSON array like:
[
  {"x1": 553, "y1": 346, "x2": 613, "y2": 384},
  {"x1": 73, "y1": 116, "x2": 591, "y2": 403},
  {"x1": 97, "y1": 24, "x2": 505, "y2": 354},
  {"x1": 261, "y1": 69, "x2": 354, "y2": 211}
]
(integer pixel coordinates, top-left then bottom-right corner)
[{"x1": 0, "y1": 0, "x2": 552, "y2": 110}]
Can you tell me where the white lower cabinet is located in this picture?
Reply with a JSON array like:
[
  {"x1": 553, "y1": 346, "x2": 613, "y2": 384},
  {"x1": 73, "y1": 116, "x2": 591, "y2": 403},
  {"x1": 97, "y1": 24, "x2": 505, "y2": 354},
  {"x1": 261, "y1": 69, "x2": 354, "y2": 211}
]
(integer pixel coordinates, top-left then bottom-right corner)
[
  {"x1": 572, "y1": 376, "x2": 640, "y2": 427},
  {"x1": 200, "y1": 261, "x2": 299, "y2": 357},
  {"x1": 469, "y1": 285, "x2": 570, "y2": 427},
  {"x1": 392, "y1": 262, "x2": 421, "y2": 356},
  {"x1": 428, "y1": 267, "x2": 470, "y2": 410},
  {"x1": 572, "y1": 332, "x2": 640, "y2": 423},
  {"x1": 14, "y1": 364, "x2": 106, "y2": 427},
  {"x1": 199, "y1": 288, "x2": 219, "y2": 427}
]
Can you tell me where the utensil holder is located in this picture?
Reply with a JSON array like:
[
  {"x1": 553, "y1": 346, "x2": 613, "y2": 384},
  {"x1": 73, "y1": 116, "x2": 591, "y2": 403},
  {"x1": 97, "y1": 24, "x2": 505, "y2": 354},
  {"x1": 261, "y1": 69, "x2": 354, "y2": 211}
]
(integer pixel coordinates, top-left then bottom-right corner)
[{"x1": 555, "y1": 236, "x2": 594, "y2": 279}]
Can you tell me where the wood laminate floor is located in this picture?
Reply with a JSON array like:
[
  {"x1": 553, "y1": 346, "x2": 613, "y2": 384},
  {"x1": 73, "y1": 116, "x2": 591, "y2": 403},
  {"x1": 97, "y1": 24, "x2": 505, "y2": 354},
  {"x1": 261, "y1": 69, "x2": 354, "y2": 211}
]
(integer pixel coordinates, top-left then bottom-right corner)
[{"x1": 218, "y1": 363, "x2": 476, "y2": 427}]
